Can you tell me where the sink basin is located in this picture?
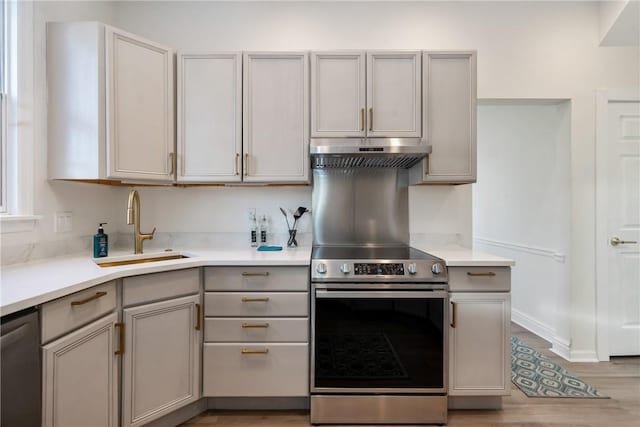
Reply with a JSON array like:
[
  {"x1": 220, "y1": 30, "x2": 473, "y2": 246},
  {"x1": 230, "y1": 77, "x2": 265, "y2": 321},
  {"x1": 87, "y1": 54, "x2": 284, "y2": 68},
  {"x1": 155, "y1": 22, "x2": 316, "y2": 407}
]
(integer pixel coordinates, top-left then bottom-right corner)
[{"x1": 95, "y1": 253, "x2": 190, "y2": 268}]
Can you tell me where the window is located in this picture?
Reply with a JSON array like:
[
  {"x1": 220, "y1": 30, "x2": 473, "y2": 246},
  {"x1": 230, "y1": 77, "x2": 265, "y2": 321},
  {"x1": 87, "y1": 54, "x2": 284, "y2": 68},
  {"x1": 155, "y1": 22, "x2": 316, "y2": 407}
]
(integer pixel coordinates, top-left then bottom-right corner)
[{"x1": 1, "y1": 0, "x2": 6, "y2": 213}]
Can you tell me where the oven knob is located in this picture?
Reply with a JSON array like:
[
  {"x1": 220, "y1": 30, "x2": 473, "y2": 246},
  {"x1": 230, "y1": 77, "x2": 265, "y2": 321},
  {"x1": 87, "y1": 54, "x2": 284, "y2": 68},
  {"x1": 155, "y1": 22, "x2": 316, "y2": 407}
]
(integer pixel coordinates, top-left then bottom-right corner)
[
  {"x1": 316, "y1": 263, "x2": 327, "y2": 274},
  {"x1": 431, "y1": 263, "x2": 443, "y2": 275},
  {"x1": 340, "y1": 263, "x2": 351, "y2": 274},
  {"x1": 407, "y1": 263, "x2": 417, "y2": 275}
]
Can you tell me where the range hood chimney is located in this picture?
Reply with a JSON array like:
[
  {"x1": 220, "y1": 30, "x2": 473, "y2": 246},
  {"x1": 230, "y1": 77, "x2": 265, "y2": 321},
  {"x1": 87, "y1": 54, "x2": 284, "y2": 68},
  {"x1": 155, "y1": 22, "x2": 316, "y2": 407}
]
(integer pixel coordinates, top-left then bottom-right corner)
[{"x1": 310, "y1": 138, "x2": 431, "y2": 169}]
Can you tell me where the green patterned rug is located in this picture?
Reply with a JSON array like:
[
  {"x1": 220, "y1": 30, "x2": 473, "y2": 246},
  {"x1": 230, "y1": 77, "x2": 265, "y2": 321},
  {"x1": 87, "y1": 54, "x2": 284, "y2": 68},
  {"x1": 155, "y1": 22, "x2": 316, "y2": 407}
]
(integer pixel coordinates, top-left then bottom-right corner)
[{"x1": 511, "y1": 336, "x2": 608, "y2": 398}]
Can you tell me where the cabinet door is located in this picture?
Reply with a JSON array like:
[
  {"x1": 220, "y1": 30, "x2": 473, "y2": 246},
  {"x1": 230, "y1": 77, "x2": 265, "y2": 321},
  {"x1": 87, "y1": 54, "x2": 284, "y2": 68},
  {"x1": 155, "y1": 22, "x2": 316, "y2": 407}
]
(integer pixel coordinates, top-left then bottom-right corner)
[
  {"x1": 449, "y1": 292, "x2": 511, "y2": 396},
  {"x1": 366, "y1": 51, "x2": 421, "y2": 137},
  {"x1": 311, "y1": 51, "x2": 366, "y2": 137},
  {"x1": 422, "y1": 51, "x2": 476, "y2": 183},
  {"x1": 106, "y1": 26, "x2": 174, "y2": 182},
  {"x1": 122, "y1": 294, "x2": 201, "y2": 427},
  {"x1": 42, "y1": 312, "x2": 119, "y2": 427},
  {"x1": 177, "y1": 53, "x2": 242, "y2": 182},
  {"x1": 243, "y1": 52, "x2": 309, "y2": 183}
]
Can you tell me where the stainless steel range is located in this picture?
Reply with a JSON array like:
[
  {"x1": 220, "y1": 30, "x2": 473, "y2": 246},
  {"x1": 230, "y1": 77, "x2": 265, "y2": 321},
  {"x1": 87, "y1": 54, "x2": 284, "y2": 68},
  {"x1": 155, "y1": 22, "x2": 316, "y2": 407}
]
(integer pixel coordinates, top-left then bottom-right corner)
[{"x1": 309, "y1": 138, "x2": 448, "y2": 425}]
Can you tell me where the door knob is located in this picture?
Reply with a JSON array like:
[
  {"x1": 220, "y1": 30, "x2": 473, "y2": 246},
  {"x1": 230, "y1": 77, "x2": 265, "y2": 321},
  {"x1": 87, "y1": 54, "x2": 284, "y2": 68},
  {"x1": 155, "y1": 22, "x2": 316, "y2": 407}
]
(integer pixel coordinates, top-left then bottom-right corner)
[{"x1": 610, "y1": 236, "x2": 638, "y2": 246}]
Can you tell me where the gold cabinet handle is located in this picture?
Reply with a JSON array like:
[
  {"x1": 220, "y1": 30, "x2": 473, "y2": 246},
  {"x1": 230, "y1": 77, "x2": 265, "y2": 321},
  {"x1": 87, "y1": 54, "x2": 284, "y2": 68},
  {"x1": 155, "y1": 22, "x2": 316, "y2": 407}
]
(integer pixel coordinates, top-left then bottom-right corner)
[
  {"x1": 610, "y1": 237, "x2": 637, "y2": 246},
  {"x1": 369, "y1": 107, "x2": 373, "y2": 131},
  {"x1": 115, "y1": 322, "x2": 125, "y2": 355},
  {"x1": 241, "y1": 297, "x2": 270, "y2": 303},
  {"x1": 360, "y1": 108, "x2": 365, "y2": 131},
  {"x1": 242, "y1": 322, "x2": 270, "y2": 328},
  {"x1": 450, "y1": 302, "x2": 456, "y2": 328},
  {"x1": 241, "y1": 272, "x2": 270, "y2": 277},
  {"x1": 169, "y1": 153, "x2": 175, "y2": 175},
  {"x1": 235, "y1": 153, "x2": 240, "y2": 176},
  {"x1": 195, "y1": 303, "x2": 201, "y2": 331},
  {"x1": 244, "y1": 153, "x2": 249, "y2": 176},
  {"x1": 241, "y1": 348, "x2": 269, "y2": 355},
  {"x1": 70, "y1": 291, "x2": 107, "y2": 306},
  {"x1": 467, "y1": 272, "x2": 496, "y2": 277}
]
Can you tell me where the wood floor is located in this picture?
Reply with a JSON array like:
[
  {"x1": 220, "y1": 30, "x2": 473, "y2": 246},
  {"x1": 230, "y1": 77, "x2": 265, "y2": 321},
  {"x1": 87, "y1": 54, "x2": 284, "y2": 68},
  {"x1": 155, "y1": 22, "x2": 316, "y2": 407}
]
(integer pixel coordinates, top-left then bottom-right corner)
[{"x1": 181, "y1": 324, "x2": 640, "y2": 426}]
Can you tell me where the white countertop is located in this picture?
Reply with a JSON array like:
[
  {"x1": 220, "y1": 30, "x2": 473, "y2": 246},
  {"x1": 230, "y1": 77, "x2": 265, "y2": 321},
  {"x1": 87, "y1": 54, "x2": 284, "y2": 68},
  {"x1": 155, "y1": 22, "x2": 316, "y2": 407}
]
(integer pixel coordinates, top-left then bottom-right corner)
[
  {"x1": 1, "y1": 245, "x2": 514, "y2": 317},
  {"x1": 0, "y1": 247, "x2": 311, "y2": 316}
]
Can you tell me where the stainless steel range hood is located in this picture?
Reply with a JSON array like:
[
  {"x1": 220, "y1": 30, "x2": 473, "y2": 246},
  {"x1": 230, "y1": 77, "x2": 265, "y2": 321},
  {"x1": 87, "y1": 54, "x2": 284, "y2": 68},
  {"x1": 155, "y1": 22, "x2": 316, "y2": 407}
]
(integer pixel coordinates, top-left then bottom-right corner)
[{"x1": 310, "y1": 138, "x2": 431, "y2": 169}]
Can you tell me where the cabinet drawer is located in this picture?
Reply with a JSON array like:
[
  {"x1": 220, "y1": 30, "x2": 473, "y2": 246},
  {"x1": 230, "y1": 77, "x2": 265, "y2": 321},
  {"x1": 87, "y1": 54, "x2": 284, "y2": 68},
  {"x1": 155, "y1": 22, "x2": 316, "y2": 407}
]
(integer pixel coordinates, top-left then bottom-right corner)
[
  {"x1": 204, "y1": 318, "x2": 308, "y2": 342},
  {"x1": 123, "y1": 268, "x2": 200, "y2": 306},
  {"x1": 41, "y1": 281, "x2": 117, "y2": 344},
  {"x1": 203, "y1": 343, "x2": 309, "y2": 397},
  {"x1": 205, "y1": 267, "x2": 308, "y2": 291},
  {"x1": 448, "y1": 267, "x2": 510, "y2": 292},
  {"x1": 205, "y1": 292, "x2": 308, "y2": 317}
]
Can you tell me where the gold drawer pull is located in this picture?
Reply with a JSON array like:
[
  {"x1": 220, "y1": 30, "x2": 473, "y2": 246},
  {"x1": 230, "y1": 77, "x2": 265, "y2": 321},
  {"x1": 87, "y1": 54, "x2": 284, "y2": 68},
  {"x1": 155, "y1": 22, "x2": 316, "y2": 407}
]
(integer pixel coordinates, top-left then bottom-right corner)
[
  {"x1": 195, "y1": 303, "x2": 201, "y2": 331},
  {"x1": 450, "y1": 302, "x2": 457, "y2": 328},
  {"x1": 467, "y1": 272, "x2": 496, "y2": 277},
  {"x1": 70, "y1": 291, "x2": 108, "y2": 306},
  {"x1": 360, "y1": 108, "x2": 365, "y2": 131},
  {"x1": 242, "y1": 322, "x2": 270, "y2": 328},
  {"x1": 241, "y1": 348, "x2": 269, "y2": 355},
  {"x1": 369, "y1": 107, "x2": 373, "y2": 131},
  {"x1": 114, "y1": 322, "x2": 125, "y2": 355},
  {"x1": 241, "y1": 297, "x2": 270, "y2": 303},
  {"x1": 241, "y1": 272, "x2": 270, "y2": 277}
]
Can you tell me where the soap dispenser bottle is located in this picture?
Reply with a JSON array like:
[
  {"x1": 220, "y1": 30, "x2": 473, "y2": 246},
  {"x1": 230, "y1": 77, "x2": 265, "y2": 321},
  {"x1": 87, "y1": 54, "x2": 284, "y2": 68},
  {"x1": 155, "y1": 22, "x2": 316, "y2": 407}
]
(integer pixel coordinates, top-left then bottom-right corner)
[
  {"x1": 93, "y1": 223, "x2": 109, "y2": 258},
  {"x1": 249, "y1": 212, "x2": 258, "y2": 247},
  {"x1": 259, "y1": 214, "x2": 269, "y2": 245}
]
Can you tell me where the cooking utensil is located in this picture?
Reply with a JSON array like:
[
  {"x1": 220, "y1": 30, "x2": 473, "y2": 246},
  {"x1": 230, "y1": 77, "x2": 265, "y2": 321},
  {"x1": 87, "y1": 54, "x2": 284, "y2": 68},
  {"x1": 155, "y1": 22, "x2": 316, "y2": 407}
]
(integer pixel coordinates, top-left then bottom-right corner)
[
  {"x1": 279, "y1": 207, "x2": 291, "y2": 229},
  {"x1": 292, "y1": 206, "x2": 308, "y2": 230}
]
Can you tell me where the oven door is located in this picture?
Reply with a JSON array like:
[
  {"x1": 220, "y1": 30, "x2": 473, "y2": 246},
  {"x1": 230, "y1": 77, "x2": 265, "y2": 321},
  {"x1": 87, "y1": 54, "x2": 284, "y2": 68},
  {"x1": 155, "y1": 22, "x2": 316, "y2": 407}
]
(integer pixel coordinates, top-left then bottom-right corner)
[{"x1": 311, "y1": 288, "x2": 447, "y2": 394}]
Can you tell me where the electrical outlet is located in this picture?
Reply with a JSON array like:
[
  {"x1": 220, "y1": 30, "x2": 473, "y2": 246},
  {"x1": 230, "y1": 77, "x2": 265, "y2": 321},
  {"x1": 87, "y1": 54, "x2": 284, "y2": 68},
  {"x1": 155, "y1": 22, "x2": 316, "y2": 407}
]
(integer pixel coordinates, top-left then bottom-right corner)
[{"x1": 54, "y1": 211, "x2": 72, "y2": 233}]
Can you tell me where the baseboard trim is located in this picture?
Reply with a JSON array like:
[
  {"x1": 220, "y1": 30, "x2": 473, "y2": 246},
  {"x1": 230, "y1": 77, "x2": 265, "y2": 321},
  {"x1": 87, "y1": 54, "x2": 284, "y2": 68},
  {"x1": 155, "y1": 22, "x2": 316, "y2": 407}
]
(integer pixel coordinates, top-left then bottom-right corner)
[
  {"x1": 550, "y1": 336, "x2": 572, "y2": 361},
  {"x1": 207, "y1": 397, "x2": 310, "y2": 410},
  {"x1": 144, "y1": 398, "x2": 208, "y2": 427},
  {"x1": 473, "y1": 237, "x2": 566, "y2": 263},
  {"x1": 448, "y1": 396, "x2": 502, "y2": 410},
  {"x1": 511, "y1": 308, "x2": 556, "y2": 344},
  {"x1": 568, "y1": 350, "x2": 599, "y2": 363}
]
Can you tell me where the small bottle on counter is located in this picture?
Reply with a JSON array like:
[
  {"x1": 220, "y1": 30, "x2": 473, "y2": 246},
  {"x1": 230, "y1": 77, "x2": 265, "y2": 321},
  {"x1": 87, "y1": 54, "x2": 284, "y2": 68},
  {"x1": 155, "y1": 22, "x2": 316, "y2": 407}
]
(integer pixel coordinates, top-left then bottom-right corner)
[
  {"x1": 93, "y1": 223, "x2": 109, "y2": 258},
  {"x1": 260, "y1": 214, "x2": 269, "y2": 245},
  {"x1": 249, "y1": 212, "x2": 258, "y2": 247}
]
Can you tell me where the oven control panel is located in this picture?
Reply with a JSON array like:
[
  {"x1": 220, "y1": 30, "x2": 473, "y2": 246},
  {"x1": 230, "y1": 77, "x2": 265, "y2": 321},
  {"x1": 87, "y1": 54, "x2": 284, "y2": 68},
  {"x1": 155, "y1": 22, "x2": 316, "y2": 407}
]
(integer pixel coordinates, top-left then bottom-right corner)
[{"x1": 354, "y1": 263, "x2": 404, "y2": 275}]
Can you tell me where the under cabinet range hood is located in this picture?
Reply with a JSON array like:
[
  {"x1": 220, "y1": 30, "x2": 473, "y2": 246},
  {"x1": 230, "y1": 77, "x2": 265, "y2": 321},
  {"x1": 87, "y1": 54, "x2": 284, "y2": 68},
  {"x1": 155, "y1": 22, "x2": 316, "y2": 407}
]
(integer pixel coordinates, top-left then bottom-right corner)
[{"x1": 310, "y1": 138, "x2": 431, "y2": 169}]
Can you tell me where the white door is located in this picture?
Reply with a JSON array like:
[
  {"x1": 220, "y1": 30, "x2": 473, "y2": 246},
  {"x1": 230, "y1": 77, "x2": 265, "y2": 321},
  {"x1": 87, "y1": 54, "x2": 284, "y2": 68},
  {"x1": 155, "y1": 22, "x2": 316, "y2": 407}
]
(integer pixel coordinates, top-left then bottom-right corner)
[
  {"x1": 42, "y1": 312, "x2": 119, "y2": 427},
  {"x1": 366, "y1": 51, "x2": 421, "y2": 138},
  {"x1": 607, "y1": 101, "x2": 640, "y2": 356},
  {"x1": 449, "y1": 293, "x2": 511, "y2": 396},
  {"x1": 106, "y1": 26, "x2": 174, "y2": 182},
  {"x1": 243, "y1": 52, "x2": 309, "y2": 183},
  {"x1": 122, "y1": 295, "x2": 201, "y2": 427},
  {"x1": 177, "y1": 53, "x2": 242, "y2": 182},
  {"x1": 311, "y1": 51, "x2": 366, "y2": 137}
]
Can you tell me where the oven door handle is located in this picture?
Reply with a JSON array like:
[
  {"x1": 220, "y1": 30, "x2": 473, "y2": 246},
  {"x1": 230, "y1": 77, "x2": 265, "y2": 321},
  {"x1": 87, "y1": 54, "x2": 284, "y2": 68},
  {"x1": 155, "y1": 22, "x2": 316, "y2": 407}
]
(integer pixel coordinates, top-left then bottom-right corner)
[{"x1": 315, "y1": 290, "x2": 448, "y2": 299}]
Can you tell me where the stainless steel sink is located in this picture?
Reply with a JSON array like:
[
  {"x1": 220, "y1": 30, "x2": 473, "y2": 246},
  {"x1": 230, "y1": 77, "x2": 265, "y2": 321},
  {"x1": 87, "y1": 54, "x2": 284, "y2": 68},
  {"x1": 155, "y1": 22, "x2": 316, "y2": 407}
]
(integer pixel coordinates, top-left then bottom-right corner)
[{"x1": 95, "y1": 254, "x2": 190, "y2": 268}]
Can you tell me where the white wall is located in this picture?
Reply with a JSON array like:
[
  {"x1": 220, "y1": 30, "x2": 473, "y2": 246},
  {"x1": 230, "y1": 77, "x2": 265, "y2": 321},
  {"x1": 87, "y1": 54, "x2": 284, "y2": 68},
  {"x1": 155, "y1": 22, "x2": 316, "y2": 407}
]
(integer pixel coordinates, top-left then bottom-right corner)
[{"x1": 473, "y1": 101, "x2": 572, "y2": 357}]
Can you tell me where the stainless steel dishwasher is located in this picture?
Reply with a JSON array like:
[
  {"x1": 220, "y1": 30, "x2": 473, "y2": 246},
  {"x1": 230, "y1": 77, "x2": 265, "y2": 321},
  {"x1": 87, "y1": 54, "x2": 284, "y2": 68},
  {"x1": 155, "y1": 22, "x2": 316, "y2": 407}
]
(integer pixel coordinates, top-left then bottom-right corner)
[{"x1": 1, "y1": 307, "x2": 41, "y2": 427}]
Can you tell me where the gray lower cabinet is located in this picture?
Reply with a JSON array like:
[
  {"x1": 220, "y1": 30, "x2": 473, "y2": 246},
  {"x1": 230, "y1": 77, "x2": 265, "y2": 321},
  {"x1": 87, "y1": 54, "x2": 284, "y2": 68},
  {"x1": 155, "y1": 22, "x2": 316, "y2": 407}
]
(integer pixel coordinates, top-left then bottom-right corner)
[
  {"x1": 42, "y1": 311, "x2": 119, "y2": 427},
  {"x1": 202, "y1": 266, "x2": 309, "y2": 397},
  {"x1": 448, "y1": 267, "x2": 511, "y2": 396},
  {"x1": 122, "y1": 270, "x2": 202, "y2": 427}
]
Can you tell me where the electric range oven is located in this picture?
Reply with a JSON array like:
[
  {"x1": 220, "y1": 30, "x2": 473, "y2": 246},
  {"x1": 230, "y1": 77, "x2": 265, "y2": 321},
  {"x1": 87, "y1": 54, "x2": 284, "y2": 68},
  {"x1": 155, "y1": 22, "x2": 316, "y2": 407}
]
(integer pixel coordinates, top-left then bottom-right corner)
[{"x1": 310, "y1": 246, "x2": 449, "y2": 425}]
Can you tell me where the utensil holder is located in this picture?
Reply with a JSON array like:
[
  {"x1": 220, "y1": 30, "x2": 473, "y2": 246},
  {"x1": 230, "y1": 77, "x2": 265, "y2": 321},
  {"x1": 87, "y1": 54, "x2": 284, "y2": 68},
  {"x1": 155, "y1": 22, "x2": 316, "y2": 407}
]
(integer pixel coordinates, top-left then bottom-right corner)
[{"x1": 287, "y1": 229, "x2": 298, "y2": 247}]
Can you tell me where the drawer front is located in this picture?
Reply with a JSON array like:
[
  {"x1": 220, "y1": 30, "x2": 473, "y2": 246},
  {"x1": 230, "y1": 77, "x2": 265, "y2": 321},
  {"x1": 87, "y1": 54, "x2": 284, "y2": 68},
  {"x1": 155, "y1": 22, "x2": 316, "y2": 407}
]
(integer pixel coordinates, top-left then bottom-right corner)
[
  {"x1": 203, "y1": 343, "x2": 309, "y2": 397},
  {"x1": 204, "y1": 318, "x2": 308, "y2": 342},
  {"x1": 41, "y1": 281, "x2": 117, "y2": 343},
  {"x1": 204, "y1": 292, "x2": 308, "y2": 317},
  {"x1": 205, "y1": 267, "x2": 309, "y2": 291},
  {"x1": 123, "y1": 268, "x2": 200, "y2": 306},
  {"x1": 449, "y1": 267, "x2": 510, "y2": 292}
]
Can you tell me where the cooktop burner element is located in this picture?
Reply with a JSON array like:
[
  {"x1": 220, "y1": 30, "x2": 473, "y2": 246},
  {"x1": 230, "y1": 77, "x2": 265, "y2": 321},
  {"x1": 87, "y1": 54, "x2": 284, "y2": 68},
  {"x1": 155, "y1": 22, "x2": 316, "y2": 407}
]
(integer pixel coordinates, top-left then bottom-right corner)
[{"x1": 311, "y1": 245, "x2": 447, "y2": 283}]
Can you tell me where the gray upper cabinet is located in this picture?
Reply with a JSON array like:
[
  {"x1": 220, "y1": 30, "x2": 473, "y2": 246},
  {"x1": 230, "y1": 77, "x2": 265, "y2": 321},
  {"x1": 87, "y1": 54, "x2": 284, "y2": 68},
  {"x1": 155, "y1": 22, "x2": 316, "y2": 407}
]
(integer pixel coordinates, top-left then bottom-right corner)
[
  {"x1": 177, "y1": 52, "x2": 243, "y2": 183},
  {"x1": 47, "y1": 22, "x2": 175, "y2": 183},
  {"x1": 413, "y1": 51, "x2": 477, "y2": 184},
  {"x1": 311, "y1": 51, "x2": 421, "y2": 138}
]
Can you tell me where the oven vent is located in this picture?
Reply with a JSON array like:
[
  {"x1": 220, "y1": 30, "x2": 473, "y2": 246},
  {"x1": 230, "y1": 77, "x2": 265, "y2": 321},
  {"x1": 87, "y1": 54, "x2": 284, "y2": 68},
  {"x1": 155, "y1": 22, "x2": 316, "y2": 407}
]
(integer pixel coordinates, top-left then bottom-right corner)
[
  {"x1": 311, "y1": 154, "x2": 425, "y2": 169},
  {"x1": 310, "y1": 138, "x2": 431, "y2": 170}
]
